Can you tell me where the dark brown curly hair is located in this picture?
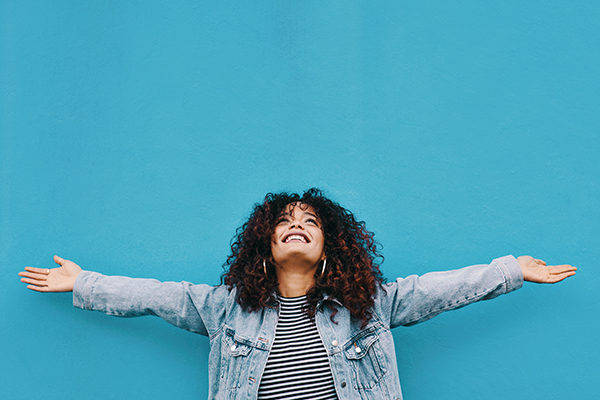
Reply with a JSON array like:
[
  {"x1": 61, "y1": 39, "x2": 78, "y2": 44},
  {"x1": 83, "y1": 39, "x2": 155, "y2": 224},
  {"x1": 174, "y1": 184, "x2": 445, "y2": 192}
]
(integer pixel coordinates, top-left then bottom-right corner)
[{"x1": 221, "y1": 188, "x2": 385, "y2": 326}]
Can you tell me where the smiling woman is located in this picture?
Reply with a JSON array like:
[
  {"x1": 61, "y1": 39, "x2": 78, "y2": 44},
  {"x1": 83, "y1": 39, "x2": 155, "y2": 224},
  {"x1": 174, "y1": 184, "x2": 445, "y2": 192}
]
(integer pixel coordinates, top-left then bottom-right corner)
[
  {"x1": 222, "y1": 189, "x2": 385, "y2": 327},
  {"x1": 18, "y1": 188, "x2": 577, "y2": 400}
]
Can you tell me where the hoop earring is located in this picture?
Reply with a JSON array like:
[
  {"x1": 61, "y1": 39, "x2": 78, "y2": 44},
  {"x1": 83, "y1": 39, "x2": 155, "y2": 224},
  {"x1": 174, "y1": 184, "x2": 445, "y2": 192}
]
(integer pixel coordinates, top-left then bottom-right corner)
[
  {"x1": 320, "y1": 258, "x2": 327, "y2": 276},
  {"x1": 263, "y1": 260, "x2": 267, "y2": 275}
]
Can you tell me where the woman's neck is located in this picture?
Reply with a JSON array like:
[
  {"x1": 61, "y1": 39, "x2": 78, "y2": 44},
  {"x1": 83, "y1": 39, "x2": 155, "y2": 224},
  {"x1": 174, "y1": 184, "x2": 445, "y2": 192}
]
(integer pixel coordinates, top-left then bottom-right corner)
[{"x1": 275, "y1": 266, "x2": 317, "y2": 297}]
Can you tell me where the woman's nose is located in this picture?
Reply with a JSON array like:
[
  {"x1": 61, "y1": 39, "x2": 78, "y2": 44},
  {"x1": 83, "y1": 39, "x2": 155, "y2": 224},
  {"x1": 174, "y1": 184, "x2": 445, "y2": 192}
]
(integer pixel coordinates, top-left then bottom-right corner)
[{"x1": 290, "y1": 221, "x2": 304, "y2": 229}]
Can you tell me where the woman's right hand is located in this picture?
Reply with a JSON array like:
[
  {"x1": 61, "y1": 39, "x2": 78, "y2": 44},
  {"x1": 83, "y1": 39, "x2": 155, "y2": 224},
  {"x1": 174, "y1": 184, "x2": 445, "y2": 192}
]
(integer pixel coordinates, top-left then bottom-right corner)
[{"x1": 19, "y1": 255, "x2": 82, "y2": 292}]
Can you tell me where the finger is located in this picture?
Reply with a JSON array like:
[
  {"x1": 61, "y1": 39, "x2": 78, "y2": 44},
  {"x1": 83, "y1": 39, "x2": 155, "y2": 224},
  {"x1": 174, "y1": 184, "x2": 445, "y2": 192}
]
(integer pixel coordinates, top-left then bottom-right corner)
[
  {"x1": 27, "y1": 284, "x2": 51, "y2": 292},
  {"x1": 54, "y1": 255, "x2": 65, "y2": 266},
  {"x1": 548, "y1": 264, "x2": 577, "y2": 274},
  {"x1": 548, "y1": 270, "x2": 577, "y2": 283},
  {"x1": 18, "y1": 271, "x2": 48, "y2": 281},
  {"x1": 21, "y1": 277, "x2": 48, "y2": 286},
  {"x1": 24, "y1": 266, "x2": 51, "y2": 275}
]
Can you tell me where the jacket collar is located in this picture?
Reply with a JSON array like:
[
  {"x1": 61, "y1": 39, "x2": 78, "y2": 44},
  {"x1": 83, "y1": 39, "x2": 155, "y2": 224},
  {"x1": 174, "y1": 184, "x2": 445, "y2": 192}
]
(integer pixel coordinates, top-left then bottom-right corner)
[{"x1": 270, "y1": 291, "x2": 343, "y2": 307}]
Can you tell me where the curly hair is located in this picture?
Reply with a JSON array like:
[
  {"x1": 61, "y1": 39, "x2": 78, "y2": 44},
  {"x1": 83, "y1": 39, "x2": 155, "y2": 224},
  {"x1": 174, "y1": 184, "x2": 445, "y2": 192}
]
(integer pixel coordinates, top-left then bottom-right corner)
[{"x1": 221, "y1": 188, "x2": 385, "y2": 326}]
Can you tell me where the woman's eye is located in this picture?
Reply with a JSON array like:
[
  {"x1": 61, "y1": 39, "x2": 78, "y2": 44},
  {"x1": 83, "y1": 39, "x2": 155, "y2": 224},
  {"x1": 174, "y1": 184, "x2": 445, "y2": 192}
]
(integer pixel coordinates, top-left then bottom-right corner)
[
  {"x1": 306, "y1": 218, "x2": 317, "y2": 225},
  {"x1": 277, "y1": 218, "x2": 289, "y2": 224}
]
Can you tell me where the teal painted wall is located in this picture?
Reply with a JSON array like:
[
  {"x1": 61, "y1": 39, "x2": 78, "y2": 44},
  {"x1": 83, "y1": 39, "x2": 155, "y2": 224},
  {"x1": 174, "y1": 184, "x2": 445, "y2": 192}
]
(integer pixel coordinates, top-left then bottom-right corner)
[{"x1": 2, "y1": 1, "x2": 598, "y2": 399}]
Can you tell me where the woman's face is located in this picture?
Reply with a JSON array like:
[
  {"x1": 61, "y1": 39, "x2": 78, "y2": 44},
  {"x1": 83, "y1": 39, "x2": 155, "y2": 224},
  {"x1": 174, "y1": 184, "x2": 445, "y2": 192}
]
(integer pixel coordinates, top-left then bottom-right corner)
[{"x1": 271, "y1": 203, "x2": 325, "y2": 269}]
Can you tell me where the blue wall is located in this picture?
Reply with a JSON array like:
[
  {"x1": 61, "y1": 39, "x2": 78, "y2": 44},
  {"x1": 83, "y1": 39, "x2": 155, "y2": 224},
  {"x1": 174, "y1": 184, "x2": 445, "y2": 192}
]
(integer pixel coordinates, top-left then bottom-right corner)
[{"x1": 2, "y1": 1, "x2": 598, "y2": 398}]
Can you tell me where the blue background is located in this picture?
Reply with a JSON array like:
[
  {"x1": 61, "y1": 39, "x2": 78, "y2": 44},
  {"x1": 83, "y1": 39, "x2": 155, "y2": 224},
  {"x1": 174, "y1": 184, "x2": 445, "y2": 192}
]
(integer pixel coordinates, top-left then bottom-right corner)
[{"x1": 2, "y1": 1, "x2": 598, "y2": 399}]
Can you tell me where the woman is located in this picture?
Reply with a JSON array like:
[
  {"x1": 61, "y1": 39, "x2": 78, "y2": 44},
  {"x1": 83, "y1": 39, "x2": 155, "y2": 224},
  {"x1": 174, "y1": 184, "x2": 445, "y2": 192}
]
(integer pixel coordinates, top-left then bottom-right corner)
[{"x1": 19, "y1": 188, "x2": 576, "y2": 400}]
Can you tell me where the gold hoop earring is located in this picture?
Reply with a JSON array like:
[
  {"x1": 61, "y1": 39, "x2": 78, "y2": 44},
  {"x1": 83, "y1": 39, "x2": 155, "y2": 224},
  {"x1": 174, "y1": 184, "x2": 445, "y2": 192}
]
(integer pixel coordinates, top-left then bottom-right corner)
[
  {"x1": 263, "y1": 260, "x2": 267, "y2": 275},
  {"x1": 320, "y1": 258, "x2": 327, "y2": 276}
]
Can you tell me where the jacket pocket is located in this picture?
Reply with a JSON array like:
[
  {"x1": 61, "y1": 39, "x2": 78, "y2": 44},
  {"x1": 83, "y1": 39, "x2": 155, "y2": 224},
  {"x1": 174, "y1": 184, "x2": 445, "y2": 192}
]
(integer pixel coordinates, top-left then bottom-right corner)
[
  {"x1": 221, "y1": 329, "x2": 254, "y2": 390},
  {"x1": 343, "y1": 329, "x2": 387, "y2": 390}
]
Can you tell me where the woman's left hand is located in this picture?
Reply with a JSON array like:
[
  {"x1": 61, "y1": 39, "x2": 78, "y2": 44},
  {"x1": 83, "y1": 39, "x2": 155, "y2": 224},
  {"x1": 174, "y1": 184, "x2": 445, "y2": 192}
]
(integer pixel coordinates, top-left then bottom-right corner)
[{"x1": 517, "y1": 256, "x2": 577, "y2": 283}]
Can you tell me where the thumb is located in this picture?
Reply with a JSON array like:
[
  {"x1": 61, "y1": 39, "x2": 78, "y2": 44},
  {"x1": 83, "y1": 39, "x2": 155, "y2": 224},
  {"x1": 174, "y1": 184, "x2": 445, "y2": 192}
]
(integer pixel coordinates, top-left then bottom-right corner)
[{"x1": 54, "y1": 255, "x2": 65, "y2": 266}]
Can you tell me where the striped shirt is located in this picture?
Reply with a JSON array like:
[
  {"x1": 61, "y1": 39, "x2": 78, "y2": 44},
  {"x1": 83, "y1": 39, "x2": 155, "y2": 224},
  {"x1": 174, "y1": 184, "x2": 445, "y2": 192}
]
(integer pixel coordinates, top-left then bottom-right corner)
[{"x1": 257, "y1": 295, "x2": 339, "y2": 400}]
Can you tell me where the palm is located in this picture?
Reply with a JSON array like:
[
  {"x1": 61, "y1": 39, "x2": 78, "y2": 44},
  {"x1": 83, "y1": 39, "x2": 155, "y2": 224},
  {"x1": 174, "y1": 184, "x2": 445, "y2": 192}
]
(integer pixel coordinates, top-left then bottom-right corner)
[
  {"x1": 19, "y1": 255, "x2": 82, "y2": 292},
  {"x1": 517, "y1": 256, "x2": 576, "y2": 284}
]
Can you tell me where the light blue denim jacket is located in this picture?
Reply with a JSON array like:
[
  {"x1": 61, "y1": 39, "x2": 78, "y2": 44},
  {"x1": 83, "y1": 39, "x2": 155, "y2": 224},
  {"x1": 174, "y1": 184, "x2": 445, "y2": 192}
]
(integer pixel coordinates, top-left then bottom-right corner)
[{"x1": 73, "y1": 255, "x2": 523, "y2": 400}]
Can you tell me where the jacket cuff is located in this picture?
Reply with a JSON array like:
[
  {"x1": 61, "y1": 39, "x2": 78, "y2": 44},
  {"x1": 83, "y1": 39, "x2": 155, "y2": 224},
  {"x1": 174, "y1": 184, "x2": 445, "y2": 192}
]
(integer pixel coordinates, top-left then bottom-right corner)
[
  {"x1": 73, "y1": 270, "x2": 101, "y2": 310},
  {"x1": 495, "y1": 255, "x2": 524, "y2": 293}
]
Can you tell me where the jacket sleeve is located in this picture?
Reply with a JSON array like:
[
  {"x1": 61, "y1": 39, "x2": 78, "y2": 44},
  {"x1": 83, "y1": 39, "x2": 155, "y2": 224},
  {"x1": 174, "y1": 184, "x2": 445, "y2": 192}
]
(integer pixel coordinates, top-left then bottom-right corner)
[
  {"x1": 73, "y1": 271, "x2": 231, "y2": 337},
  {"x1": 378, "y1": 255, "x2": 524, "y2": 329}
]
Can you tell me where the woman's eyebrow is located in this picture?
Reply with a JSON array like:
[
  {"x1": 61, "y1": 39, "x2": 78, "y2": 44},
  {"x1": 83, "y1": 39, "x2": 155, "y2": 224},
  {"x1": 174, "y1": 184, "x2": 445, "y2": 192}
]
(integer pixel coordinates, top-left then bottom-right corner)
[
  {"x1": 304, "y1": 212, "x2": 319, "y2": 219},
  {"x1": 277, "y1": 211, "x2": 320, "y2": 220}
]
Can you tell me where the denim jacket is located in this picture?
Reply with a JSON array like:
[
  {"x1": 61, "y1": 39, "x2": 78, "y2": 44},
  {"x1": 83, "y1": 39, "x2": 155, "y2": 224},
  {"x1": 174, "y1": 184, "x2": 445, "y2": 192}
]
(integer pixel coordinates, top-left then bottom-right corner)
[{"x1": 73, "y1": 255, "x2": 523, "y2": 400}]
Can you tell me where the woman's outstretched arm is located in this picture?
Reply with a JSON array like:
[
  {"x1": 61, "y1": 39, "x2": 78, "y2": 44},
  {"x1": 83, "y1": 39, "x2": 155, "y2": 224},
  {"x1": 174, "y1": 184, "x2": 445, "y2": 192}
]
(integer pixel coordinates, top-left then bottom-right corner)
[
  {"x1": 18, "y1": 255, "x2": 82, "y2": 292},
  {"x1": 18, "y1": 255, "x2": 231, "y2": 336},
  {"x1": 380, "y1": 255, "x2": 576, "y2": 329}
]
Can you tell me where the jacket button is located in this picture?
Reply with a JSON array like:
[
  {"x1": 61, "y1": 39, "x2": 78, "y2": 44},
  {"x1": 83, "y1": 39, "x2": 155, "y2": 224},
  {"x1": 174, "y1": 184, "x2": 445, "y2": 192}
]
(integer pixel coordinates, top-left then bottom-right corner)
[
  {"x1": 341, "y1": 381, "x2": 347, "y2": 388},
  {"x1": 230, "y1": 345, "x2": 237, "y2": 351},
  {"x1": 331, "y1": 340, "x2": 338, "y2": 347},
  {"x1": 355, "y1": 347, "x2": 362, "y2": 354}
]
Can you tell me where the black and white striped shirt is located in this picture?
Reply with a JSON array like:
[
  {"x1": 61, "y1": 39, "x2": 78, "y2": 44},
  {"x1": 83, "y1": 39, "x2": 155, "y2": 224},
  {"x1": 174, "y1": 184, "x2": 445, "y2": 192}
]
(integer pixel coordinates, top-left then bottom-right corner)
[{"x1": 257, "y1": 295, "x2": 339, "y2": 400}]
